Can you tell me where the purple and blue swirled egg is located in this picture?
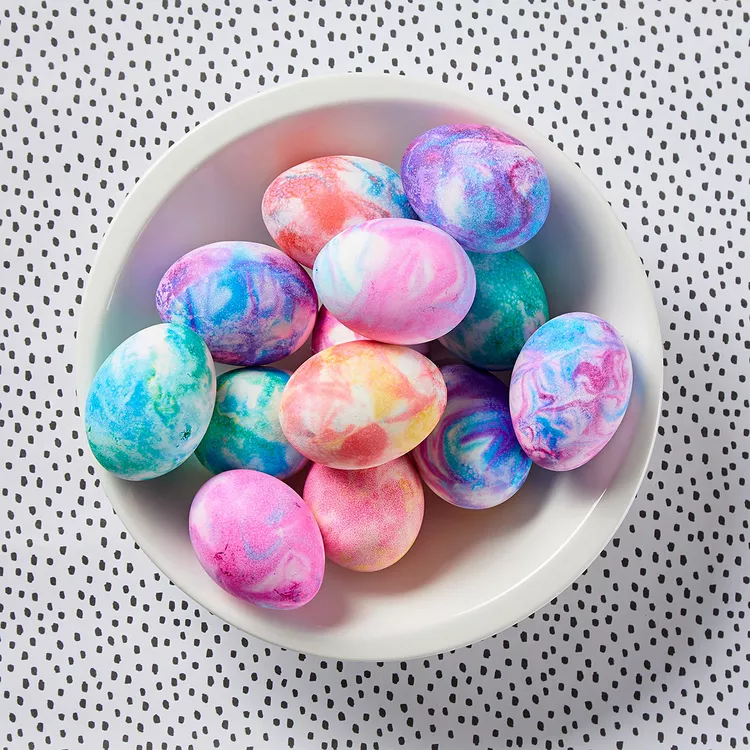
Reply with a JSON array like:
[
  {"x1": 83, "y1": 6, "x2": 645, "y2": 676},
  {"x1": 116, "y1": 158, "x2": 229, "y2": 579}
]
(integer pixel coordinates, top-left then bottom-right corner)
[
  {"x1": 401, "y1": 124, "x2": 550, "y2": 254},
  {"x1": 509, "y1": 312, "x2": 633, "y2": 472},
  {"x1": 412, "y1": 364, "x2": 531, "y2": 509},
  {"x1": 156, "y1": 241, "x2": 317, "y2": 366}
]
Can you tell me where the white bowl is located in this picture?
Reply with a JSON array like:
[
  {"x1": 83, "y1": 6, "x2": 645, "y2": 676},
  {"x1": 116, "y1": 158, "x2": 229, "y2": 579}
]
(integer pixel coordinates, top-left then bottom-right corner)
[{"x1": 76, "y1": 74, "x2": 662, "y2": 661}]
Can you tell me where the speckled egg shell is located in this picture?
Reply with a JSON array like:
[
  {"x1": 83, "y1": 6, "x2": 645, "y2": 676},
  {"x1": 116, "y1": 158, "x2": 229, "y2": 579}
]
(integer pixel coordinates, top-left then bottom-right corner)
[
  {"x1": 279, "y1": 341, "x2": 447, "y2": 470},
  {"x1": 194, "y1": 368, "x2": 308, "y2": 480},
  {"x1": 303, "y1": 457, "x2": 424, "y2": 572},
  {"x1": 262, "y1": 155, "x2": 418, "y2": 268},
  {"x1": 156, "y1": 241, "x2": 317, "y2": 366},
  {"x1": 412, "y1": 364, "x2": 531, "y2": 509},
  {"x1": 189, "y1": 470, "x2": 325, "y2": 610},
  {"x1": 85, "y1": 323, "x2": 216, "y2": 481},
  {"x1": 311, "y1": 306, "x2": 430, "y2": 356},
  {"x1": 401, "y1": 124, "x2": 551, "y2": 253},
  {"x1": 440, "y1": 251, "x2": 549, "y2": 370},
  {"x1": 313, "y1": 218, "x2": 476, "y2": 345},
  {"x1": 509, "y1": 312, "x2": 633, "y2": 472}
]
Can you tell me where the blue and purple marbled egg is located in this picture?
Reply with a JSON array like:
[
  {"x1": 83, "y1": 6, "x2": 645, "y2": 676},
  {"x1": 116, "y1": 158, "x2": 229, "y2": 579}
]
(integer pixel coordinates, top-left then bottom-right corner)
[
  {"x1": 412, "y1": 364, "x2": 531, "y2": 509},
  {"x1": 401, "y1": 124, "x2": 551, "y2": 254},
  {"x1": 156, "y1": 241, "x2": 318, "y2": 366},
  {"x1": 509, "y1": 312, "x2": 633, "y2": 471},
  {"x1": 85, "y1": 323, "x2": 216, "y2": 481}
]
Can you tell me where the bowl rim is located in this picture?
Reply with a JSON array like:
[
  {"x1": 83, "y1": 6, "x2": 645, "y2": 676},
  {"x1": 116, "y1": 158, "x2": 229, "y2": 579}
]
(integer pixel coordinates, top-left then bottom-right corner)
[{"x1": 76, "y1": 73, "x2": 663, "y2": 661}]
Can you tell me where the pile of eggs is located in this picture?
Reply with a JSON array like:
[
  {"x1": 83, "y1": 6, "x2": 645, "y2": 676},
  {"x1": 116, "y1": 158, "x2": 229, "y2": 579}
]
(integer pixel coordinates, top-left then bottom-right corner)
[{"x1": 85, "y1": 123, "x2": 633, "y2": 611}]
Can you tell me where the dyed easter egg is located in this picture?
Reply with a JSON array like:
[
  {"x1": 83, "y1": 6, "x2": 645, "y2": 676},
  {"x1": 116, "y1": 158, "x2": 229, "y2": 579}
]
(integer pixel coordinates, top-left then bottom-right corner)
[
  {"x1": 509, "y1": 313, "x2": 633, "y2": 471},
  {"x1": 85, "y1": 323, "x2": 216, "y2": 481},
  {"x1": 413, "y1": 364, "x2": 531, "y2": 509},
  {"x1": 189, "y1": 470, "x2": 324, "y2": 610},
  {"x1": 194, "y1": 368, "x2": 308, "y2": 479},
  {"x1": 401, "y1": 124, "x2": 551, "y2": 253},
  {"x1": 313, "y1": 218, "x2": 476, "y2": 345},
  {"x1": 279, "y1": 341, "x2": 447, "y2": 470},
  {"x1": 440, "y1": 251, "x2": 549, "y2": 370},
  {"x1": 303, "y1": 457, "x2": 424, "y2": 572},
  {"x1": 311, "y1": 306, "x2": 430, "y2": 356},
  {"x1": 156, "y1": 241, "x2": 317, "y2": 366},
  {"x1": 262, "y1": 155, "x2": 417, "y2": 268}
]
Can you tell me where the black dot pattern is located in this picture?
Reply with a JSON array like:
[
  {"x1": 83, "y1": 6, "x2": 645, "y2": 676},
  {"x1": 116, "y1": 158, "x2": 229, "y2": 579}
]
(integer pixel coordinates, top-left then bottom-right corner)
[{"x1": 1, "y1": 1, "x2": 748, "y2": 747}]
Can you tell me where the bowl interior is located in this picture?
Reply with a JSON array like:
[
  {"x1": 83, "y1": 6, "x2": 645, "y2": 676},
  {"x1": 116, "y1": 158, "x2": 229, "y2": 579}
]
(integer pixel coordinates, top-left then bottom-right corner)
[{"x1": 79, "y1": 77, "x2": 661, "y2": 660}]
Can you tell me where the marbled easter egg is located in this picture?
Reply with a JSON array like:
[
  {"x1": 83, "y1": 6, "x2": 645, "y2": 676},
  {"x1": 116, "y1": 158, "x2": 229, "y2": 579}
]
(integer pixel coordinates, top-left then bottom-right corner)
[
  {"x1": 311, "y1": 306, "x2": 430, "y2": 356},
  {"x1": 303, "y1": 457, "x2": 424, "y2": 572},
  {"x1": 262, "y1": 155, "x2": 417, "y2": 268},
  {"x1": 412, "y1": 364, "x2": 531, "y2": 509},
  {"x1": 85, "y1": 323, "x2": 216, "y2": 481},
  {"x1": 401, "y1": 124, "x2": 551, "y2": 253},
  {"x1": 156, "y1": 241, "x2": 317, "y2": 366},
  {"x1": 279, "y1": 341, "x2": 447, "y2": 470},
  {"x1": 194, "y1": 368, "x2": 308, "y2": 479},
  {"x1": 189, "y1": 470, "x2": 325, "y2": 610},
  {"x1": 440, "y1": 250, "x2": 549, "y2": 370},
  {"x1": 509, "y1": 312, "x2": 633, "y2": 471},
  {"x1": 313, "y1": 218, "x2": 476, "y2": 345}
]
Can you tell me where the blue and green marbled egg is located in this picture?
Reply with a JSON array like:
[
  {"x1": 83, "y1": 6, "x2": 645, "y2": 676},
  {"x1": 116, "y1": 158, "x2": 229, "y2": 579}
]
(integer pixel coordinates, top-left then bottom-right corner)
[
  {"x1": 195, "y1": 368, "x2": 308, "y2": 479},
  {"x1": 85, "y1": 323, "x2": 216, "y2": 481},
  {"x1": 440, "y1": 250, "x2": 549, "y2": 371}
]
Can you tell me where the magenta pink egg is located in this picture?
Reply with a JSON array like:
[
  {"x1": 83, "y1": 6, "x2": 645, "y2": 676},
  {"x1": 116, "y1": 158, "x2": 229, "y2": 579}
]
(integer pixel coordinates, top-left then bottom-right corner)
[
  {"x1": 189, "y1": 470, "x2": 325, "y2": 610},
  {"x1": 303, "y1": 457, "x2": 424, "y2": 572},
  {"x1": 311, "y1": 306, "x2": 430, "y2": 356},
  {"x1": 312, "y1": 218, "x2": 476, "y2": 345}
]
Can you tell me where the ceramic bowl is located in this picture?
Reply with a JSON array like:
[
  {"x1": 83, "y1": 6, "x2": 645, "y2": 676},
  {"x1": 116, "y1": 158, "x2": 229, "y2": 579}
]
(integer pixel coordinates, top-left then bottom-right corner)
[{"x1": 76, "y1": 74, "x2": 662, "y2": 661}]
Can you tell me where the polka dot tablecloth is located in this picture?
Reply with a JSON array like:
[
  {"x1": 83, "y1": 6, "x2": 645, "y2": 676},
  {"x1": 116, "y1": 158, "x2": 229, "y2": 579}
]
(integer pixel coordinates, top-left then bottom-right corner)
[{"x1": 1, "y1": 1, "x2": 748, "y2": 748}]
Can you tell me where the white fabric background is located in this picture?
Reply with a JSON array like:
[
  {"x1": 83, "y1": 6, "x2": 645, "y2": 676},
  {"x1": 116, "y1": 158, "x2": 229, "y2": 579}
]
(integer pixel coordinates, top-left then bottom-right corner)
[{"x1": 1, "y1": 1, "x2": 748, "y2": 747}]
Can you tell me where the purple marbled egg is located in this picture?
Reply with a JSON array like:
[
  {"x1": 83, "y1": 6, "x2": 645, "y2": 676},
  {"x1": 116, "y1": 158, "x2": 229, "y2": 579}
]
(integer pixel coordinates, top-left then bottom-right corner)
[
  {"x1": 401, "y1": 124, "x2": 550, "y2": 253},
  {"x1": 156, "y1": 241, "x2": 317, "y2": 366}
]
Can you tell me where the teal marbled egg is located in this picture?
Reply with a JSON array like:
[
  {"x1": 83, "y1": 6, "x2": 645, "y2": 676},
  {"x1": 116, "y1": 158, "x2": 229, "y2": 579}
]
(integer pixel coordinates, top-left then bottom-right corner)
[
  {"x1": 85, "y1": 323, "x2": 216, "y2": 481},
  {"x1": 439, "y1": 250, "x2": 549, "y2": 370},
  {"x1": 195, "y1": 368, "x2": 308, "y2": 479}
]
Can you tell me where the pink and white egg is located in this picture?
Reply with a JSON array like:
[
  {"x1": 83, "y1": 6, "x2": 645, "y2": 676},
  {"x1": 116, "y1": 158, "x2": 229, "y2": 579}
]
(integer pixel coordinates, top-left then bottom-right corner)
[
  {"x1": 189, "y1": 470, "x2": 325, "y2": 610},
  {"x1": 313, "y1": 218, "x2": 476, "y2": 346}
]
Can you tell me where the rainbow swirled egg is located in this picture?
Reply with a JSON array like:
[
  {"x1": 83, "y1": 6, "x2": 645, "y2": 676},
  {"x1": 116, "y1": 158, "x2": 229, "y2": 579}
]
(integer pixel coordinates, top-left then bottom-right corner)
[
  {"x1": 262, "y1": 155, "x2": 417, "y2": 268},
  {"x1": 509, "y1": 312, "x2": 633, "y2": 471},
  {"x1": 313, "y1": 218, "x2": 476, "y2": 345},
  {"x1": 303, "y1": 457, "x2": 424, "y2": 572},
  {"x1": 440, "y1": 250, "x2": 549, "y2": 370},
  {"x1": 189, "y1": 470, "x2": 325, "y2": 610},
  {"x1": 156, "y1": 241, "x2": 317, "y2": 366},
  {"x1": 279, "y1": 341, "x2": 447, "y2": 470},
  {"x1": 85, "y1": 323, "x2": 216, "y2": 481},
  {"x1": 412, "y1": 364, "x2": 531, "y2": 509},
  {"x1": 401, "y1": 124, "x2": 551, "y2": 253},
  {"x1": 194, "y1": 368, "x2": 308, "y2": 480}
]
